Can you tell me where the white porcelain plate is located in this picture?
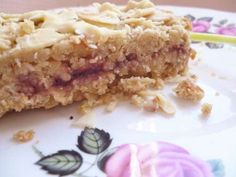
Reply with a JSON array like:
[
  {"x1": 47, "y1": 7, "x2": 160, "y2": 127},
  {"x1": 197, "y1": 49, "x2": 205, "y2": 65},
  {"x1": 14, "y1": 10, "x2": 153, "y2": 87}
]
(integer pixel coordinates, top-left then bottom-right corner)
[{"x1": 0, "y1": 6, "x2": 236, "y2": 177}]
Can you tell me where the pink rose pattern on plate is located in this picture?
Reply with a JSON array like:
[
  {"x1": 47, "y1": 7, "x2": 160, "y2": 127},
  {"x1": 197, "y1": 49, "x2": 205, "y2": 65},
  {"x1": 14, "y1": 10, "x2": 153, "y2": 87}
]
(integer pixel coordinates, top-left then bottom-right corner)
[
  {"x1": 192, "y1": 20, "x2": 211, "y2": 33},
  {"x1": 105, "y1": 142, "x2": 214, "y2": 177},
  {"x1": 216, "y1": 26, "x2": 236, "y2": 36},
  {"x1": 34, "y1": 127, "x2": 225, "y2": 177}
]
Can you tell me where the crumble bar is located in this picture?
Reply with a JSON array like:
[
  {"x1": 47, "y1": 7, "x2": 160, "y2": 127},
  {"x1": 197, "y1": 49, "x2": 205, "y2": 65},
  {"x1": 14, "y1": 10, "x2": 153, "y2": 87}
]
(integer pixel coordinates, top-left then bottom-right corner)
[{"x1": 0, "y1": 0, "x2": 194, "y2": 117}]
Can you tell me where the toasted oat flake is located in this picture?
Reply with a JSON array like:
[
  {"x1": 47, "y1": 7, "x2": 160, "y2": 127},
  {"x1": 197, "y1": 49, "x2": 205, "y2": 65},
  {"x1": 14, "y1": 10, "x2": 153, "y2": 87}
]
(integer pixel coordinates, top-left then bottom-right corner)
[
  {"x1": 153, "y1": 93, "x2": 176, "y2": 114},
  {"x1": 13, "y1": 130, "x2": 35, "y2": 143},
  {"x1": 201, "y1": 103, "x2": 212, "y2": 116}
]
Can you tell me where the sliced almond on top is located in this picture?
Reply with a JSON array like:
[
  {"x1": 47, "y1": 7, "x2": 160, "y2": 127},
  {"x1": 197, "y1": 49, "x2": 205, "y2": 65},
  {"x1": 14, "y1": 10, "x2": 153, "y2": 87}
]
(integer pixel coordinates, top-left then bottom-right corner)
[
  {"x1": 16, "y1": 28, "x2": 65, "y2": 50},
  {"x1": 78, "y1": 11, "x2": 120, "y2": 26}
]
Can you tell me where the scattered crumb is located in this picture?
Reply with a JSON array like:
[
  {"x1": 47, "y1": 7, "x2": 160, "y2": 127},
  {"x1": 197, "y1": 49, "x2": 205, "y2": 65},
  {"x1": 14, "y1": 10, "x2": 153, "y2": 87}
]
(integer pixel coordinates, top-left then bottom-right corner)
[
  {"x1": 140, "y1": 92, "x2": 176, "y2": 115},
  {"x1": 190, "y1": 49, "x2": 197, "y2": 60},
  {"x1": 105, "y1": 101, "x2": 118, "y2": 112},
  {"x1": 130, "y1": 94, "x2": 145, "y2": 107},
  {"x1": 174, "y1": 79, "x2": 204, "y2": 102},
  {"x1": 201, "y1": 103, "x2": 212, "y2": 117},
  {"x1": 13, "y1": 130, "x2": 35, "y2": 143},
  {"x1": 76, "y1": 76, "x2": 178, "y2": 117},
  {"x1": 153, "y1": 94, "x2": 176, "y2": 115},
  {"x1": 72, "y1": 112, "x2": 95, "y2": 128},
  {"x1": 215, "y1": 92, "x2": 220, "y2": 96}
]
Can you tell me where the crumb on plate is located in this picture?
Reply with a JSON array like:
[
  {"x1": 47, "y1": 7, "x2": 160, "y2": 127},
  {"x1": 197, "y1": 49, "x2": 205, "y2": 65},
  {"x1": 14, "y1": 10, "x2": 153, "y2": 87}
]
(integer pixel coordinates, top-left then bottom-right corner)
[
  {"x1": 72, "y1": 112, "x2": 95, "y2": 128},
  {"x1": 153, "y1": 94, "x2": 176, "y2": 115},
  {"x1": 201, "y1": 103, "x2": 212, "y2": 116},
  {"x1": 13, "y1": 130, "x2": 35, "y2": 143},
  {"x1": 174, "y1": 79, "x2": 204, "y2": 102},
  {"x1": 136, "y1": 92, "x2": 176, "y2": 115}
]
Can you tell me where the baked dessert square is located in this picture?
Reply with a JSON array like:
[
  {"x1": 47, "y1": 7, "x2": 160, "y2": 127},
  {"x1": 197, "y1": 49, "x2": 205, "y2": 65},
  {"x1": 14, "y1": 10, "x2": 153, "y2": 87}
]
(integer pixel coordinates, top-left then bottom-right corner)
[{"x1": 0, "y1": 0, "x2": 193, "y2": 117}]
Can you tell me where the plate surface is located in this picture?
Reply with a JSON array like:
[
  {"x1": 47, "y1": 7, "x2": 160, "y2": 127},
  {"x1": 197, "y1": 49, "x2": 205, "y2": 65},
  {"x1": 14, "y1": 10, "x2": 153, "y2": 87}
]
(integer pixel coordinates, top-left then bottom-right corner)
[{"x1": 0, "y1": 6, "x2": 236, "y2": 177}]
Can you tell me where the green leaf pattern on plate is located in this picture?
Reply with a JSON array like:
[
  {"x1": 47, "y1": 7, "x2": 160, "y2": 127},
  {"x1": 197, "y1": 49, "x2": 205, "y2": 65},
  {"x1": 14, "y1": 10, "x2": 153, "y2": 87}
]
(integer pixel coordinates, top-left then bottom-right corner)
[
  {"x1": 77, "y1": 127, "x2": 112, "y2": 155},
  {"x1": 36, "y1": 150, "x2": 83, "y2": 176}
]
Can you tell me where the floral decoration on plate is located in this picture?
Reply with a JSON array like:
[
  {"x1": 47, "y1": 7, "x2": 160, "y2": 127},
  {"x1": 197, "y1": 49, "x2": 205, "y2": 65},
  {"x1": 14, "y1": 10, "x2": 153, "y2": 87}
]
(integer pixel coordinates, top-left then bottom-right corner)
[
  {"x1": 34, "y1": 127, "x2": 225, "y2": 177},
  {"x1": 185, "y1": 14, "x2": 236, "y2": 49}
]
